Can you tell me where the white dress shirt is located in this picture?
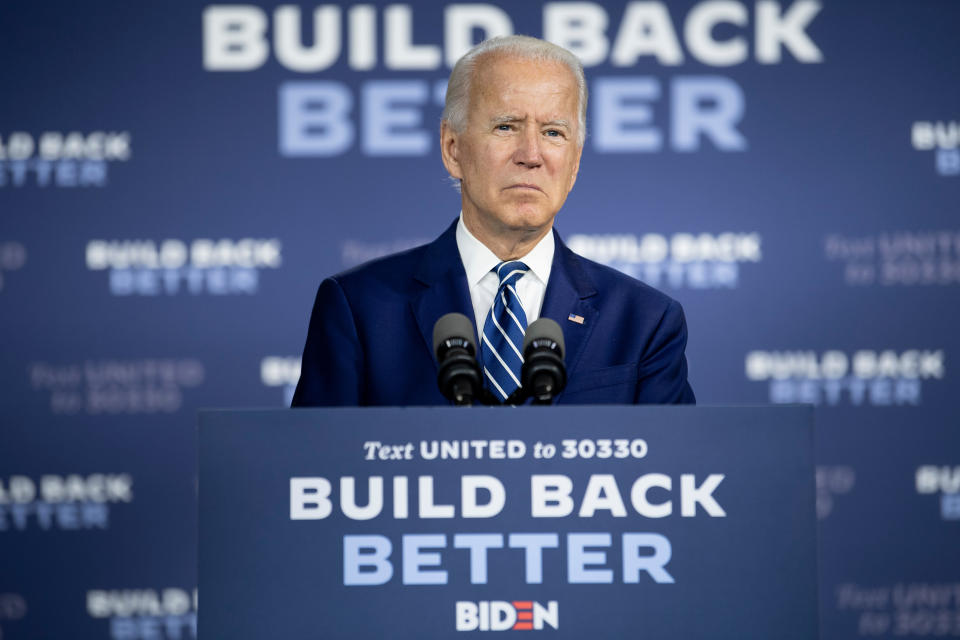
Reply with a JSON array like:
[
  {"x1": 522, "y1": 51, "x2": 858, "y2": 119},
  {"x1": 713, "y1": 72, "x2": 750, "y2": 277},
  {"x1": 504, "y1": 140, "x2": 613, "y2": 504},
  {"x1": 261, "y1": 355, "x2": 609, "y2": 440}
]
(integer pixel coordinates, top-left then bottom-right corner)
[{"x1": 455, "y1": 213, "x2": 555, "y2": 337}]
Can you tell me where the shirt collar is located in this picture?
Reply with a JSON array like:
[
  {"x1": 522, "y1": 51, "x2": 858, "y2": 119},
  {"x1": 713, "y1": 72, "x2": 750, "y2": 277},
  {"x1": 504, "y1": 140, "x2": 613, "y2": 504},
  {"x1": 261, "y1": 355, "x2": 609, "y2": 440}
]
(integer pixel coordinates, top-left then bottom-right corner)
[{"x1": 456, "y1": 213, "x2": 554, "y2": 286}]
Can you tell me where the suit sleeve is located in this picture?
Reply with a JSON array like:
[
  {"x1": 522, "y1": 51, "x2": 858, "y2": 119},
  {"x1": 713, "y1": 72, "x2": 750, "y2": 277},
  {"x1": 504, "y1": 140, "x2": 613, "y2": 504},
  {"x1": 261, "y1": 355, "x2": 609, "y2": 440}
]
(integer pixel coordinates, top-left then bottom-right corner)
[
  {"x1": 634, "y1": 299, "x2": 696, "y2": 405},
  {"x1": 291, "y1": 277, "x2": 364, "y2": 407}
]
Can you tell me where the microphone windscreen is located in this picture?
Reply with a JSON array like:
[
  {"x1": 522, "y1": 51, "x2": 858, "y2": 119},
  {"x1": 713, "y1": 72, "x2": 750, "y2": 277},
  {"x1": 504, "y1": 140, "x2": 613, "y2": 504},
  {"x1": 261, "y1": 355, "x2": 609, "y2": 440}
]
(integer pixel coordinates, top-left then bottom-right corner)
[
  {"x1": 523, "y1": 317, "x2": 565, "y2": 359},
  {"x1": 432, "y1": 312, "x2": 477, "y2": 358}
]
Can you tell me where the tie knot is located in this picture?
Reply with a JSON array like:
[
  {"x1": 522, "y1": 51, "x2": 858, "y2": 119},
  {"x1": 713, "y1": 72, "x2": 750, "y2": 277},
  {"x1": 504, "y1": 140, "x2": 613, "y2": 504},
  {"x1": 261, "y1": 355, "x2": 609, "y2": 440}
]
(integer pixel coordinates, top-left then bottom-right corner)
[{"x1": 495, "y1": 261, "x2": 529, "y2": 288}]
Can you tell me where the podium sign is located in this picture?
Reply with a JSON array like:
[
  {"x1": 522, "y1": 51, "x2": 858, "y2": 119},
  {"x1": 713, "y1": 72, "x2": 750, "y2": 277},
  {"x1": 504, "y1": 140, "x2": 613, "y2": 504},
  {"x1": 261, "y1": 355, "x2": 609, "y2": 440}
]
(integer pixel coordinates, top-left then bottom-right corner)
[{"x1": 199, "y1": 406, "x2": 816, "y2": 638}]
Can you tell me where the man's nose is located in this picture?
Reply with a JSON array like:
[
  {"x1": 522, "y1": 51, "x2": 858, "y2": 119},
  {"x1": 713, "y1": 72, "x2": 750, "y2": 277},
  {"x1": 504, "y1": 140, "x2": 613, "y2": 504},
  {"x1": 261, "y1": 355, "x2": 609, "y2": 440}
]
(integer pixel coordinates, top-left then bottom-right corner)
[{"x1": 513, "y1": 128, "x2": 543, "y2": 167}]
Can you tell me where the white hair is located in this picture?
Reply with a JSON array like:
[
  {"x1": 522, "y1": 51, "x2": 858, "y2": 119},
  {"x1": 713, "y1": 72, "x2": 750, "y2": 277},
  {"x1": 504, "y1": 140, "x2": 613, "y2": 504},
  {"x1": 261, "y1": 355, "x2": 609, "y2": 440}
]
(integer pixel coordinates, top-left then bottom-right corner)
[{"x1": 442, "y1": 35, "x2": 587, "y2": 147}]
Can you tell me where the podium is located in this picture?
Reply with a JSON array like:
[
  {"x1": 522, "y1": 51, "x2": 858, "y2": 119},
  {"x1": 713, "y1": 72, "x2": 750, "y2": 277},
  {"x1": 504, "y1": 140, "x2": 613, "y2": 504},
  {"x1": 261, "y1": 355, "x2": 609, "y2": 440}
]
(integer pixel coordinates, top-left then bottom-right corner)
[{"x1": 198, "y1": 406, "x2": 816, "y2": 639}]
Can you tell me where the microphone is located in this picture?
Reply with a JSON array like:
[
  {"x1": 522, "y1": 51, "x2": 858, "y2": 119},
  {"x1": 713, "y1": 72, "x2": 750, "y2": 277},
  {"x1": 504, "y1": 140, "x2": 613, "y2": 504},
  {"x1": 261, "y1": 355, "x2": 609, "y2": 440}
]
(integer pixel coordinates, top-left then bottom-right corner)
[
  {"x1": 520, "y1": 318, "x2": 567, "y2": 404},
  {"x1": 433, "y1": 313, "x2": 483, "y2": 406}
]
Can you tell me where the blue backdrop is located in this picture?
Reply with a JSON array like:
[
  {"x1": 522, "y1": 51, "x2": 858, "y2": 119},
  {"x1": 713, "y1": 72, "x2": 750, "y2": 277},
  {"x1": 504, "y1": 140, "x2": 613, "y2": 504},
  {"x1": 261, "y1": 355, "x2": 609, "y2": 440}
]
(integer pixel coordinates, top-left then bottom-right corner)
[{"x1": 1, "y1": 1, "x2": 958, "y2": 638}]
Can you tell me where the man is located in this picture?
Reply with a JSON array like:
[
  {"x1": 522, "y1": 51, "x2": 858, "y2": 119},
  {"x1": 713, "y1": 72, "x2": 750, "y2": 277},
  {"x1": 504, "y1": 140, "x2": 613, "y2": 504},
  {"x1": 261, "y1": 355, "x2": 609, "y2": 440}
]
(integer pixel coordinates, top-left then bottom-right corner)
[{"x1": 293, "y1": 35, "x2": 694, "y2": 406}]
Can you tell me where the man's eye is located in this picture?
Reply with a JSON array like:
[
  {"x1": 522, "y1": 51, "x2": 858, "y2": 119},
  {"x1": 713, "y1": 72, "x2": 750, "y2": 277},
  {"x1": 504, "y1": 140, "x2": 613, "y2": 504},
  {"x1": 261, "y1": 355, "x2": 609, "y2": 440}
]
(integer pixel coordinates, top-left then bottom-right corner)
[
  {"x1": 545, "y1": 129, "x2": 563, "y2": 137},
  {"x1": 496, "y1": 124, "x2": 512, "y2": 131}
]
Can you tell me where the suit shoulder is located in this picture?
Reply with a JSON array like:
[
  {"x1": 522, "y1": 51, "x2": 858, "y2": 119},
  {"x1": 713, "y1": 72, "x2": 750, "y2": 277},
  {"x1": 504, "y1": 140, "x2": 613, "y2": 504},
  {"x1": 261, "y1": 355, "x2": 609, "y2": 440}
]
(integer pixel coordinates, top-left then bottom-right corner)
[
  {"x1": 573, "y1": 252, "x2": 682, "y2": 312},
  {"x1": 327, "y1": 241, "x2": 431, "y2": 291}
]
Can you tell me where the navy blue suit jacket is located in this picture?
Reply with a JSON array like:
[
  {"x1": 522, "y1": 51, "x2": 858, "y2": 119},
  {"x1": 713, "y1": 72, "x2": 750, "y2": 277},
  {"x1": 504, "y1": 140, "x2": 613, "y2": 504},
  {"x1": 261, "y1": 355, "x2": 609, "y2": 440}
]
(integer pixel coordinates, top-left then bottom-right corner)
[{"x1": 292, "y1": 221, "x2": 694, "y2": 406}]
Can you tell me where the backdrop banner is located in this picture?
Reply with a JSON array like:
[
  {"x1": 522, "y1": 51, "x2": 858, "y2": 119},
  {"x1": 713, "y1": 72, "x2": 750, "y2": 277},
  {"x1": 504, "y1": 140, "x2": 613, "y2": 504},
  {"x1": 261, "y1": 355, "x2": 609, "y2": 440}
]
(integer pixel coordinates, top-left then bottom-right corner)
[{"x1": 1, "y1": 1, "x2": 958, "y2": 638}]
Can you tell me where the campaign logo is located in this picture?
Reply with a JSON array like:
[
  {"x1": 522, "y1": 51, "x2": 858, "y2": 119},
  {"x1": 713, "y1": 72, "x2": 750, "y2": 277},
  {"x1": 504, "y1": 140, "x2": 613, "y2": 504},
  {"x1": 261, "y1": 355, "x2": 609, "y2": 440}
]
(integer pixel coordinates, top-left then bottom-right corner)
[
  {"x1": 567, "y1": 232, "x2": 761, "y2": 289},
  {"x1": 29, "y1": 358, "x2": 205, "y2": 415},
  {"x1": 816, "y1": 465, "x2": 855, "y2": 520},
  {"x1": 0, "y1": 242, "x2": 26, "y2": 293},
  {"x1": 86, "y1": 238, "x2": 282, "y2": 295},
  {"x1": 0, "y1": 474, "x2": 133, "y2": 532},
  {"x1": 0, "y1": 131, "x2": 131, "y2": 188},
  {"x1": 260, "y1": 356, "x2": 300, "y2": 405},
  {"x1": 912, "y1": 121, "x2": 959, "y2": 176},
  {"x1": 455, "y1": 600, "x2": 559, "y2": 632},
  {"x1": 916, "y1": 466, "x2": 960, "y2": 521},
  {"x1": 745, "y1": 349, "x2": 945, "y2": 406},
  {"x1": 825, "y1": 230, "x2": 960, "y2": 286},
  {"x1": 87, "y1": 588, "x2": 197, "y2": 640}
]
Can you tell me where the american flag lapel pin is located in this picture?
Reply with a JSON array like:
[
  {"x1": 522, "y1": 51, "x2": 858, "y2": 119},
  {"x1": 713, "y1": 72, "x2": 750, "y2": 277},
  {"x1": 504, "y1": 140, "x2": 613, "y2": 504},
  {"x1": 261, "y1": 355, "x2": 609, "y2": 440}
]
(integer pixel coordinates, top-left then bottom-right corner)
[{"x1": 567, "y1": 313, "x2": 585, "y2": 325}]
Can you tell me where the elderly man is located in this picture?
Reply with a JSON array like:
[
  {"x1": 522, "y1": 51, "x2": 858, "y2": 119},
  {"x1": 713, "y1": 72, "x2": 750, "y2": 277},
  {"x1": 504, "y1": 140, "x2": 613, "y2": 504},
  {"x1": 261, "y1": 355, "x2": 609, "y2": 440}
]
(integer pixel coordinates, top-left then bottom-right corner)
[{"x1": 292, "y1": 35, "x2": 694, "y2": 406}]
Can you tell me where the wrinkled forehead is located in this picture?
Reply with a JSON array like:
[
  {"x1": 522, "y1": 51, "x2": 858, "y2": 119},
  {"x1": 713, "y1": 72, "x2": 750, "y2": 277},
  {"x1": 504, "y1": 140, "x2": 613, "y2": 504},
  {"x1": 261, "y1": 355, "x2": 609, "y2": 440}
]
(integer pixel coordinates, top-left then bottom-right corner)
[
  {"x1": 468, "y1": 54, "x2": 579, "y2": 117},
  {"x1": 471, "y1": 52, "x2": 578, "y2": 89}
]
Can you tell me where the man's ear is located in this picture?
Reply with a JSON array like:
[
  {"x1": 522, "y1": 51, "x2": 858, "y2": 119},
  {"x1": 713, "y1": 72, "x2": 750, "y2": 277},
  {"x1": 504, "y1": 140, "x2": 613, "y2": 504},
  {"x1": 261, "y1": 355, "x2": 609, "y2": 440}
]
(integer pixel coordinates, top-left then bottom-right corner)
[{"x1": 440, "y1": 120, "x2": 463, "y2": 180}]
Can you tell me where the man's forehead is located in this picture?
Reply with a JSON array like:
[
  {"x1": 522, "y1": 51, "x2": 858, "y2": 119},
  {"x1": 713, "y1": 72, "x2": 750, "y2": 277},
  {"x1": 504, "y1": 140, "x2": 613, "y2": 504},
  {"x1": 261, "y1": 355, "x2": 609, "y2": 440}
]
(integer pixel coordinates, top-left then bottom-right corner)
[
  {"x1": 474, "y1": 52, "x2": 575, "y2": 83},
  {"x1": 469, "y1": 55, "x2": 578, "y2": 113}
]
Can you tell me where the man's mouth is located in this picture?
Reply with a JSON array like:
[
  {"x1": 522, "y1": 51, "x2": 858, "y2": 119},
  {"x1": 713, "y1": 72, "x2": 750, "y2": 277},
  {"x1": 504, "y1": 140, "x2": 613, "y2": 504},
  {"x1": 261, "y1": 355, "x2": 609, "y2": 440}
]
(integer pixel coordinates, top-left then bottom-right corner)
[{"x1": 506, "y1": 183, "x2": 543, "y2": 193}]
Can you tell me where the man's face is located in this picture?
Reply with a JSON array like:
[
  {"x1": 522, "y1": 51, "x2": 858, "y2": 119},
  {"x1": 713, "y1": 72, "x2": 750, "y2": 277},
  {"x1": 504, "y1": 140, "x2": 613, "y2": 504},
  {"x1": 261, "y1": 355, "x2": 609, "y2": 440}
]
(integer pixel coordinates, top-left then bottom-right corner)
[{"x1": 442, "y1": 55, "x2": 582, "y2": 241}]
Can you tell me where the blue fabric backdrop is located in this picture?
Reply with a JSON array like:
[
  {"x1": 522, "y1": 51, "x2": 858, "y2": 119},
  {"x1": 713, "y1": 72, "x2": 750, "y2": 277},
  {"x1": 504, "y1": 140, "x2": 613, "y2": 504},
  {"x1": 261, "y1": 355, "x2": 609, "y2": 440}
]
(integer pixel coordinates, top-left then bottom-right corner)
[{"x1": 1, "y1": 1, "x2": 958, "y2": 637}]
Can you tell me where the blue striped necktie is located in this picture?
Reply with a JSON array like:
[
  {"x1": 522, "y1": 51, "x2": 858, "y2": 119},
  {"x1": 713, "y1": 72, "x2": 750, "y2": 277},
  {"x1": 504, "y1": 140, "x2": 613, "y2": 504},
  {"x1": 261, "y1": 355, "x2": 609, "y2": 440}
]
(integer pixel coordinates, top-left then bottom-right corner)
[{"x1": 480, "y1": 261, "x2": 529, "y2": 400}]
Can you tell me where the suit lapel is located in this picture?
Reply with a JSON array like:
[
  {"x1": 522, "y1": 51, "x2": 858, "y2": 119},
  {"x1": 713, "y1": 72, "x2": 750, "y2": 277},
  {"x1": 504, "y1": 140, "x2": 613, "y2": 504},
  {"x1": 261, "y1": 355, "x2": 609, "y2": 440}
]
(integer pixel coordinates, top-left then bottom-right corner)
[
  {"x1": 411, "y1": 221, "x2": 474, "y2": 371},
  {"x1": 540, "y1": 229, "x2": 598, "y2": 383},
  {"x1": 409, "y1": 223, "x2": 597, "y2": 383}
]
